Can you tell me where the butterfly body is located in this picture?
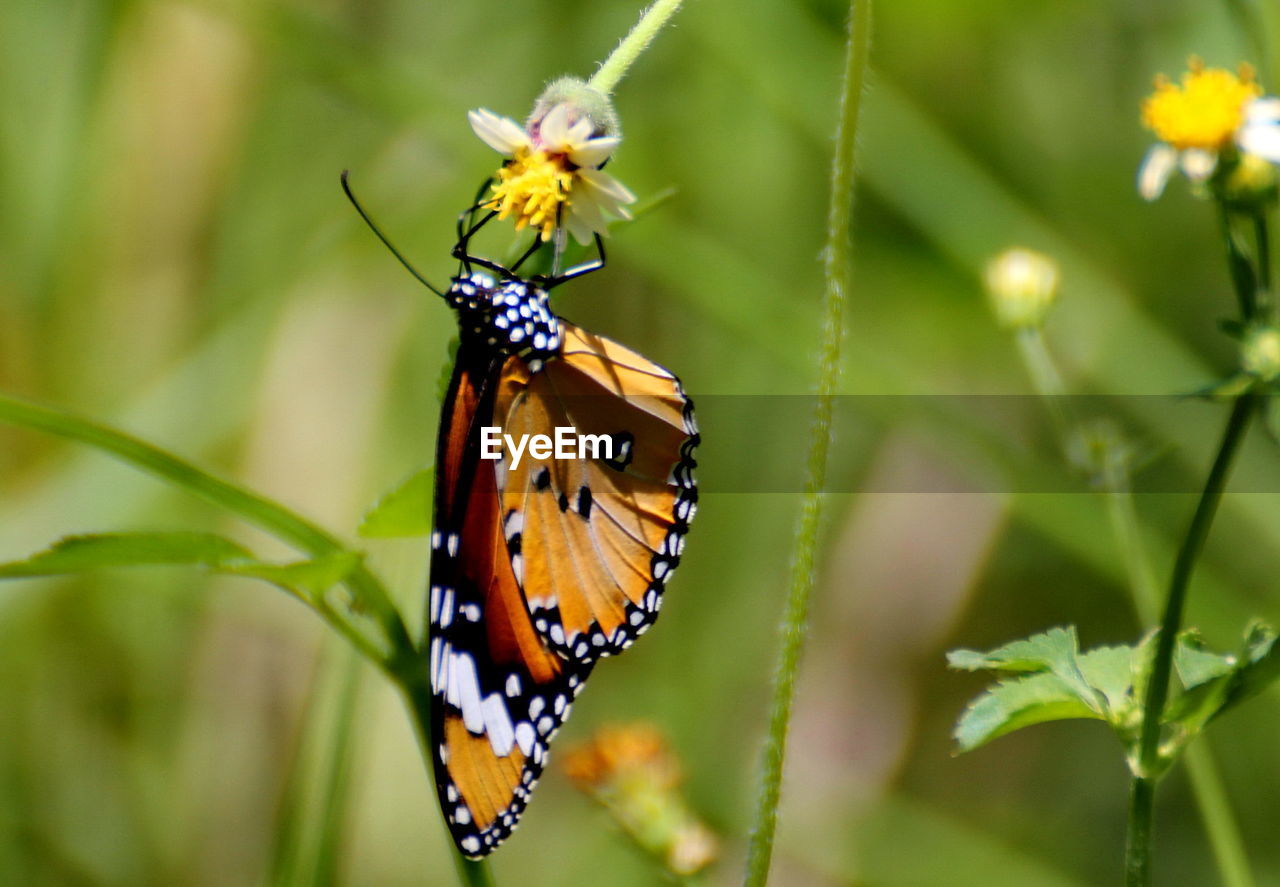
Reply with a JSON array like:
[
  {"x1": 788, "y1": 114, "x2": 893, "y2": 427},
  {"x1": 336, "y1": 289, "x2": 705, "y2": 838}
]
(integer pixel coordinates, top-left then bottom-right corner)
[{"x1": 427, "y1": 267, "x2": 698, "y2": 857}]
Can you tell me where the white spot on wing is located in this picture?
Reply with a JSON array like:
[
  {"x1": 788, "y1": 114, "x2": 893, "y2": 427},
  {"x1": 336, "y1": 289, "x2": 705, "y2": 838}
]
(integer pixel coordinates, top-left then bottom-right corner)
[
  {"x1": 482, "y1": 693, "x2": 516, "y2": 756},
  {"x1": 455, "y1": 653, "x2": 484, "y2": 734},
  {"x1": 515, "y1": 722, "x2": 536, "y2": 756}
]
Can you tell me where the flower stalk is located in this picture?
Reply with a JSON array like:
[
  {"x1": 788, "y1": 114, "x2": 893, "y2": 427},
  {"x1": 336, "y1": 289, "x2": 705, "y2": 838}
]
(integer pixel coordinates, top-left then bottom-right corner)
[
  {"x1": 588, "y1": 0, "x2": 685, "y2": 96},
  {"x1": 1124, "y1": 199, "x2": 1270, "y2": 885},
  {"x1": 742, "y1": 1, "x2": 871, "y2": 884},
  {"x1": 1126, "y1": 392, "x2": 1257, "y2": 886}
]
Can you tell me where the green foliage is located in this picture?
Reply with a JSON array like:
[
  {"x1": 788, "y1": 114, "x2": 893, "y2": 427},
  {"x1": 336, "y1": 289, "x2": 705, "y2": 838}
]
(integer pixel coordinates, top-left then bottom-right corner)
[
  {"x1": 358, "y1": 467, "x2": 433, "y2": 538},
  {"x1": 950, "y1": 625, "x2": 1280, "y2": 771},
  {"x1": 0, "y1": 531, "x2": 361, "y2": 601},
  {"x1": 1166, "y1": 625, "x2": 1280, "y2": 743}
]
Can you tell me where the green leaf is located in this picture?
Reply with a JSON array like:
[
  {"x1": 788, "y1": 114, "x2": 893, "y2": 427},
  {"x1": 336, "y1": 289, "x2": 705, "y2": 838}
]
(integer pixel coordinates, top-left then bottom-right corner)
[
  {"x1": 1077, "y1": 645, "x2": 1136, "y2": 718},
  {"x1": 228, "y1": 552, "x2": 362, "y2": 597},
  {"x1": 947, "y1": 627, "x2": 1104, "y2": 716},
  {"x1": 0, "y1": 532, "x2": 358, "y2": 601},
  {"x1": 0, "y1": 532, "x2": 252, "y2": 576},
  {"x1": 1188, "y1": 373, "x2": 1254, "y2": 400},
  {"x1": 1174, "y1": 630, "x2": 1235, "y2": 689},
  {"x1": 1165, "y1": 623, "x2": 1280, "y2": 735},
  {"x1": 949, "y1": 628, "x2": 1154, "y2": 753},
  {"x1": 357, "y1": 468, "x2": 432, "y2": 538},
  {"x1": 953, "y1": 672, "x2": 1100, "y2": 753}
]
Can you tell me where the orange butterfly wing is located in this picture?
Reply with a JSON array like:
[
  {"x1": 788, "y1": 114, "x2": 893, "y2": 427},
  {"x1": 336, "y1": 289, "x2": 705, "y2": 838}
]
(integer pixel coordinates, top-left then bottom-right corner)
[
  {"x1": 428, "y1": 356, "x2": 591, "y2": 858},
  {"x1": 494, "y1": 323, "x2": 699, "y2": 662}
]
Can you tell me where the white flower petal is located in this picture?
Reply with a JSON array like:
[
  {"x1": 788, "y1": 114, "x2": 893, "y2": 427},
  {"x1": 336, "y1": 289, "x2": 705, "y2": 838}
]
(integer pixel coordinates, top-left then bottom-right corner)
[
  {"x1": 1240, "y1": 120, "x2": 1280, "y2": 163},
  {"x1": 469, "y1": 109, "x2": 530, "y2": 155},
  {"x1": 577, "y1": 167, "x2": 637, "y2": 205},
  {"x1": 1137, "y1": 144, "x2": 1178, "y2": 200},
  {"x1": 1246, "y1": 97, "x2": 1280, "y2": 124},
  {"x1": 564, "y1": 209, "x2": 597, "y2": 245},
  {"x1": 1180, "y1": 148, "x2": 1218, "y2": 182},
  {"x1": 568, "y1": 137, "x2": 620, "y2": 169},
  {"x1": 565, "y1": 116, "x2": 594, "y2": 146},
  {"x1": 568, "y1": 190, "x2": 607, "y2": 232},
  {"x1": 538, "y1": 103, "x2": 571, "y2": 148}
]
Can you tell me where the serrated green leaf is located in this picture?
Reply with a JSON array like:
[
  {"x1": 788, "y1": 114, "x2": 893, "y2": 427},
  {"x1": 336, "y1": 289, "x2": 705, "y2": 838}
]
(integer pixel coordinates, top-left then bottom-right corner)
[
  {"x1": 357, "y1": 468, "x2": 433, "y2": 538},
  {"x1": 1077, "y1": 645, "x2": 1136, "y2": 719},
  {"x1": 1174, "y1": 630, "x2": 1235, "y2": 689},
  {"x1": 947, "y1": 627, "x2": 1105, "y2": 716},
  {"x1": 1165, "y1": 623, "x2": 1280, "y2": 735},
  {"x1": 953, "y1": 672, "x2": 1100, "y2": 753},
  {"x1": 0, "y1": 532, "x2": 253, "y2": 577},
  {"x1": 946, "y1": 626, "x2": 1075, "y2": 673}
]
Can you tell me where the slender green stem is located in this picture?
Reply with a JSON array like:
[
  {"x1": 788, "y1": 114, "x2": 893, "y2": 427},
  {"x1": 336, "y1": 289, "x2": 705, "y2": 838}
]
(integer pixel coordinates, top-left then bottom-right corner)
[
  {"x1": 1127, "y1": 777, "x2": 1156, "y2": 887},
  {"x1": 1103, "y1": 488, "x2": 1161, "y2": 624},
  {"x1": 1184, "y1": 743, "x2": 1257, "y2": 887},
  {"x1": 741, "y1": 2, "x2": 870, "y2": 885},
  {"x1": 1126, "y1": 392, "x2": 1257, "y2": 887},
  {"x1": 1104, "y1": 460, "x2": 1255, "y2": 887},
  {"x1": 1014, "y1": 326, "x2": 1073, "y2": 454},
  {"x1": 1254, "y1": 213, "x2": 1271, "y2": 301},
  {"x1": 588, "y1": 0, "x2": 684, "y2": 96},
  {"x1": 1137, "y1": 393, "x2": 1256, "y2": 774},
  {"x1": 0, "y1": 393, "x2": 413, "y2": 667},
  {"x1": 1219, "y1": 207, "x2": 1257, "y2": 318}
]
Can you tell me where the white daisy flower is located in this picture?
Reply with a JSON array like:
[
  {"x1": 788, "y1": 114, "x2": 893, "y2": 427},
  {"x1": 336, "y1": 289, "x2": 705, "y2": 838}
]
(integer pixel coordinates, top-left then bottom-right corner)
[
  {"x1": 1137, "y1": 59, "x2": 1280, "y2": 200},
  {"x1": 467, "y1": 103, "x2": 636, "y2": 243}
]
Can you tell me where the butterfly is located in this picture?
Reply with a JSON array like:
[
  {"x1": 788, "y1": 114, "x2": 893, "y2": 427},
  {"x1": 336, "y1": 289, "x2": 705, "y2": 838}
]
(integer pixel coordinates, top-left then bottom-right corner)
[{"x1": 342, "y1": 173, "x2": 699, "y2": 857}]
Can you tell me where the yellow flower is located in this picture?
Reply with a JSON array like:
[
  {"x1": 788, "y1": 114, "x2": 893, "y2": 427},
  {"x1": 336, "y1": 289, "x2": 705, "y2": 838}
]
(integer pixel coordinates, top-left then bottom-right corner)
[
  {"x1": 1137, "y1": 59, "x2": 1280, "y2": 200},
  {"x1": 468, "y1": 103, "x2": 636, "y2": 243}
]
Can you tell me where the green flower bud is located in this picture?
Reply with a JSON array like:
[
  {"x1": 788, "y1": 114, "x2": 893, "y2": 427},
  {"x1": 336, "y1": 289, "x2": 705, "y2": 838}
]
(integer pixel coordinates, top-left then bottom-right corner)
[
  {"x1": 1242, "y1": 324, "x2": 1280, "y2": 381},
  {"x1": 529, "y1": 76, "x2": 620, "y2": 140},
  {"x1": 984, "y1": 248, "x2": 1060, "y2": 329},
  {"x1": 1221, "y1": 152, "x2": 1279, "y2": 208}
]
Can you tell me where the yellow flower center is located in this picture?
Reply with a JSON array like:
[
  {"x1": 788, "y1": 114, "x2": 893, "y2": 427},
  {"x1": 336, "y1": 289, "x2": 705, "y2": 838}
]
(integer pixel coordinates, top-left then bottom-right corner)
[
  {"x1": 486, "y1": 148, "x2": 575, "y2": 241},
  {"x1": 1141, "y1": 60, "x2": 1261, "y2": 150}
]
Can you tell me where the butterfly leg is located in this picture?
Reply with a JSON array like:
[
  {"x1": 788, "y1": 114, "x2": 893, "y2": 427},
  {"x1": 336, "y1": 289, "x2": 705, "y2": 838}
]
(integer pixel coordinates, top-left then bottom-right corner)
[
  {"x1": 543, "y1": 234, "x2": 606, "y2": 289},
  {"x1": 508, "y1": 236, "x2": 545, "y2": 275}
]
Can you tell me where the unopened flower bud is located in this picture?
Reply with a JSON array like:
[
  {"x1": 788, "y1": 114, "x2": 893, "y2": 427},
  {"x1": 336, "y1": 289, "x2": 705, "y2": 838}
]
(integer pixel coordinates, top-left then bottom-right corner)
[
  {"x1": 1222, "y1": 151, "x2": 1279, "y2": 207},
  {"x1": 1242, "y1": 325, "x2": 1280, "y2": 381},
  {"x1": 984, "y1": 248, "x2": 1060, "y2": 329}
]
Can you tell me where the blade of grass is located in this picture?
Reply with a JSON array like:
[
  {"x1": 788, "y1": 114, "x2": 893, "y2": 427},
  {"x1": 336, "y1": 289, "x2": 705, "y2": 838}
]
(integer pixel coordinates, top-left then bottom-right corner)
[
  {"x1": 0, "y1": 393, "x2": 412, "y2": 669},
  {"x1": 742, "y1": 1, "x2": 871, "y2": 884},
  {"x1": 268, "y1": 644, "x2": 364, "y2": 887}
]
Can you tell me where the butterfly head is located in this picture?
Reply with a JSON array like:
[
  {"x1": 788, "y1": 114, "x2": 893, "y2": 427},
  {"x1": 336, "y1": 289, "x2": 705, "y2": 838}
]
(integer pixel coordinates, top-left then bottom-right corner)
[{"x1": 448, "y1": 271, "x2": 562, "y2": 361}]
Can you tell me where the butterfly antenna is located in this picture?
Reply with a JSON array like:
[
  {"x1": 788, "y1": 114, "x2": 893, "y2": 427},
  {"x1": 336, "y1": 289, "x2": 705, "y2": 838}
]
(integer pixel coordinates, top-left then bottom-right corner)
[{"x1": 341, "y1": 170, "x2": 444, "y2": 297}]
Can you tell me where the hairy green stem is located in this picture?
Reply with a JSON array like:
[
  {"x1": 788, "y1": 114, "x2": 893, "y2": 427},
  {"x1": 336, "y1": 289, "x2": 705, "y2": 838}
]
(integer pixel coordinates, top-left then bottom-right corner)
[
  {"x1": 0, "y1": 393, "x2": 412, "y2": 667},
  {"x1": 1127, "y1": 392, "x2": 1257, "y2": 887},
  {"x1": 588, "y1": 0, "x2": 684, "y2": 96},
  {"x1": 741, "y1": 2, "x2": 870, "y2": 884}
]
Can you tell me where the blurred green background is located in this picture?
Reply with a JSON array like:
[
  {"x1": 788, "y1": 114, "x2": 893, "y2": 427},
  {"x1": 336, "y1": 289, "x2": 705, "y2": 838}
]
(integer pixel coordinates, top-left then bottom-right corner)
[{"x1": 4, "y1": 0, "x2": 1280, "y2": 884}]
